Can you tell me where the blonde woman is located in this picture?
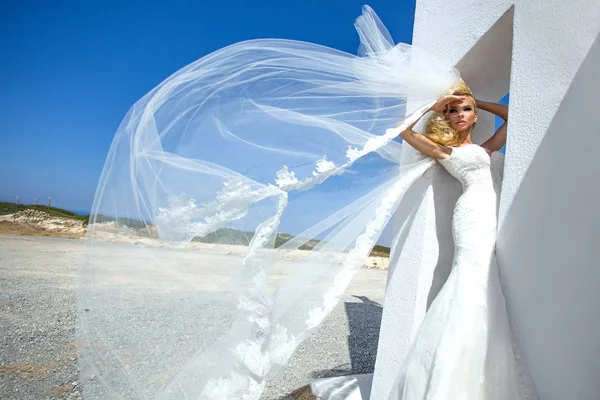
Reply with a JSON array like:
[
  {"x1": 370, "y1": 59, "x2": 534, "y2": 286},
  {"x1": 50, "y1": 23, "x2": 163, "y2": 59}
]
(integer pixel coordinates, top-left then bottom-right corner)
[{"x1": 393, "y1": 82, "x2": 527, "y2": 399}]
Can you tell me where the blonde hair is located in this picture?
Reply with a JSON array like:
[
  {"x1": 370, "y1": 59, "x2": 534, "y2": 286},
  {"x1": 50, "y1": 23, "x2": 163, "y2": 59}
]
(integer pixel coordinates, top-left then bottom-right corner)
[{"x1": 424, "y1": 79, "x2": 476, "y2": 147}]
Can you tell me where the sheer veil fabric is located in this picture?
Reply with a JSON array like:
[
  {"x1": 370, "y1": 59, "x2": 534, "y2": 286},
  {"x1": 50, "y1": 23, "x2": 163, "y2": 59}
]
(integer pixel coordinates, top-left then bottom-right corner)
[{"x1": 78, "y1": 6, "x2": 461, "y2": 399}]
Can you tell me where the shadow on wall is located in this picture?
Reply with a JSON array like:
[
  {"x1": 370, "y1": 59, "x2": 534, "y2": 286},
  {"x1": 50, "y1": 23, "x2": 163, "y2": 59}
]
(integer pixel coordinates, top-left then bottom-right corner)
[
  {"x1": 427, "y1": 165, "x2": 462, "y2": 308},
  {"x1": 385, "y1": 171, "x2": 431, "y2": 292},
  {"x1": 311, "y1": 296, "x2": 383, "y2": 380},
  {"x1": 496, "y1": 33, "x2": 600, "y2": 400}
]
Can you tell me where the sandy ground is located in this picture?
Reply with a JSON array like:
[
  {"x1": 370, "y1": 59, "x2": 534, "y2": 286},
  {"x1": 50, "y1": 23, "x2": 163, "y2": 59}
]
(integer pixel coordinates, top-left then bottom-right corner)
[{"x1": 0, "y1": 234, "x2": 388, "y2": 399}]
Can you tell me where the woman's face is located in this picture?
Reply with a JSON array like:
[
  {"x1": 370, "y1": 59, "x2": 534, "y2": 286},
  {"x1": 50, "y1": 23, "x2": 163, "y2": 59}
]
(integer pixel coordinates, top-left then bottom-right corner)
[{"x1": 446, "y1": 97, "x2": 477, "y2": 133}]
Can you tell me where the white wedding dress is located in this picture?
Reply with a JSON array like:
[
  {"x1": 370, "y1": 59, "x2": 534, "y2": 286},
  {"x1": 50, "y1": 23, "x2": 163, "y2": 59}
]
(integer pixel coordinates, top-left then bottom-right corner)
[{"x1": 393, "y1": 144, "x2": 525, "y2": 399}]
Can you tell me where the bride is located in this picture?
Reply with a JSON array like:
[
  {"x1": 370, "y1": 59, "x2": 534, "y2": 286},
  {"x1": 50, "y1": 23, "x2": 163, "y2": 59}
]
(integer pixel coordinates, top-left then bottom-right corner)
[
  {"x1": 78, "y1": 5, "x2": 535, "y2": 400},
  {"x1": 391, "y1": 81, "x2": 530, "y2": 399}
]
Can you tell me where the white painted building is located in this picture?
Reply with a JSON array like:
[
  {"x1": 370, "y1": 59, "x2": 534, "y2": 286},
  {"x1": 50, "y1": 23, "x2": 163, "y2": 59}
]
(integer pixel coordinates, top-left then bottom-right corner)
[{"x1": 370, "y1": 1, "x2": 600, "y2": 399}]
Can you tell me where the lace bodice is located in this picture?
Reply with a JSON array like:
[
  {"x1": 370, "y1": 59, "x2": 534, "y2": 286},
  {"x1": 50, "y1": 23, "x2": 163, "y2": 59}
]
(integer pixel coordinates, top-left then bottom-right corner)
[
  {"x1": 438, "y1": 144, "x2": 494, "y2": 189},
  {"x1": 438, "y1": 143, "x2": 498, "y2": 248}
]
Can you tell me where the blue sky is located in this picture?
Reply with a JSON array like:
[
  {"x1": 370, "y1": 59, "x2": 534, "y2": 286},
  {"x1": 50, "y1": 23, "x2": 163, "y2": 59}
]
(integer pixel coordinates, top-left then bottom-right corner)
[{"x1": 0, "y1": 0, "x2": 417, "y2": 213}]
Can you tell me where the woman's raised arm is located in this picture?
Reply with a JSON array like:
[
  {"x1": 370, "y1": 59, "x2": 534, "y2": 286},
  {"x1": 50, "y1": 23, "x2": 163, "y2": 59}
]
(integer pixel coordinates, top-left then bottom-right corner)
[
  {"x1": 479, "y1": 99, "x2": 509, "y2": 153},
  {"x1": 396, "y1": 95, "x2": 465, "y2": 160}
]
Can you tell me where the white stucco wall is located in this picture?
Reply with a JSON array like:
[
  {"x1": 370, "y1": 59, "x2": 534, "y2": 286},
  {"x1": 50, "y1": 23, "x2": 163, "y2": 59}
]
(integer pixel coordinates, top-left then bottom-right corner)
[
  {"x1": 371, "y1": 2, "x2": 514, "y2": 399},
  {"x1": 497, "y1": 1, "x2": 600, "y2": 399},
  {"x1": 373, "y1": 0, "x2": 600, "y2": 399}
]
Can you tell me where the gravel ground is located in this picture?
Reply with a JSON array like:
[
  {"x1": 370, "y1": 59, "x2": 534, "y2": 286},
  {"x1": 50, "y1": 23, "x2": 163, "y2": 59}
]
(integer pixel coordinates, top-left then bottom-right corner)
[
  {"x1": 0, "y1": 235, "x2": 83, "y2": 400},
  {"x1": 0, "y1": 234, "x2": 387, "y2": 400}
]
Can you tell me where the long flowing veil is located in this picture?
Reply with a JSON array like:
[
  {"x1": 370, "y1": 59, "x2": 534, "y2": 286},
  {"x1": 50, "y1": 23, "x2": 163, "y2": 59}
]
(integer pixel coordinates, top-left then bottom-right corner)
[{"x1": 78, "y1": 5, "x2": 459, "y2": 399}]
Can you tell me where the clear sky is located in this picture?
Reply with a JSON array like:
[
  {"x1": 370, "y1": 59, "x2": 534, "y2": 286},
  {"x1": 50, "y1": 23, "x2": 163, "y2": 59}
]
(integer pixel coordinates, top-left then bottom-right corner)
[{"x1": 0, "y1": 0, "x2": 417, "y2": 213}]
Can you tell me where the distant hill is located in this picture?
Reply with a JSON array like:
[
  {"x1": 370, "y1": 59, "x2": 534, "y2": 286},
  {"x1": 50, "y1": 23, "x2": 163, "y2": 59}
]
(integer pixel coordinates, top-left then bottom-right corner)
[
  {"x1": 371, "y1": 244, "x2": 391, "y2": 257},
  {"x1": 0, "y1": 202, "x2": 391, "y2": 256},
  {"x1": 89, "y1": 214, "x2": 147, "y2": 230},
  {"x1": 0, "y1": 202, "x2": 89, "y2": 223},
  {"x1": 192, "y1": 228, "x2": 320, "y2": 251},
  {"x1": 193, "y1": 227, "x2": 390, "y2": 256}
]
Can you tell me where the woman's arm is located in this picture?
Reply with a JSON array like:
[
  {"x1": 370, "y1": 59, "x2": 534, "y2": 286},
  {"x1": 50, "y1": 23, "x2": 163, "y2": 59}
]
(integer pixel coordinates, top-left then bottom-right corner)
[
  {"x1": 478, "y1": 99, "x2": 508, "y2": 153},
  {"x1": 477, "y1": 100, "x2": 508, "y2": 120},
  {"x1": 397, "y1": 95, "x2": 465, "y2": 160}
]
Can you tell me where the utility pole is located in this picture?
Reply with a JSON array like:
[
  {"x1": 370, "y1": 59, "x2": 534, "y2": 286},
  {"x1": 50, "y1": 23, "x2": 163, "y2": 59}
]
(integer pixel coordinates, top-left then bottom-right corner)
[
  {"x1": 14, "y1": 196, "x2": 20, "y2": 223},
  {"x1": 48, "y1": 197, "x2": 52, "y2": 208},
  {"x1": 33, "y1": 197, "x2": 38, "y2": 223}
]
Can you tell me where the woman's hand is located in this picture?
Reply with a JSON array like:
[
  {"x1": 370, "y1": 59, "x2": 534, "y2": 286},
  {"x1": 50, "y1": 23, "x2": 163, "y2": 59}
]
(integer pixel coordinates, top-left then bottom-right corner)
[{"x1": 430, "y1": 95, "x2": 466, "y2": 113}]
